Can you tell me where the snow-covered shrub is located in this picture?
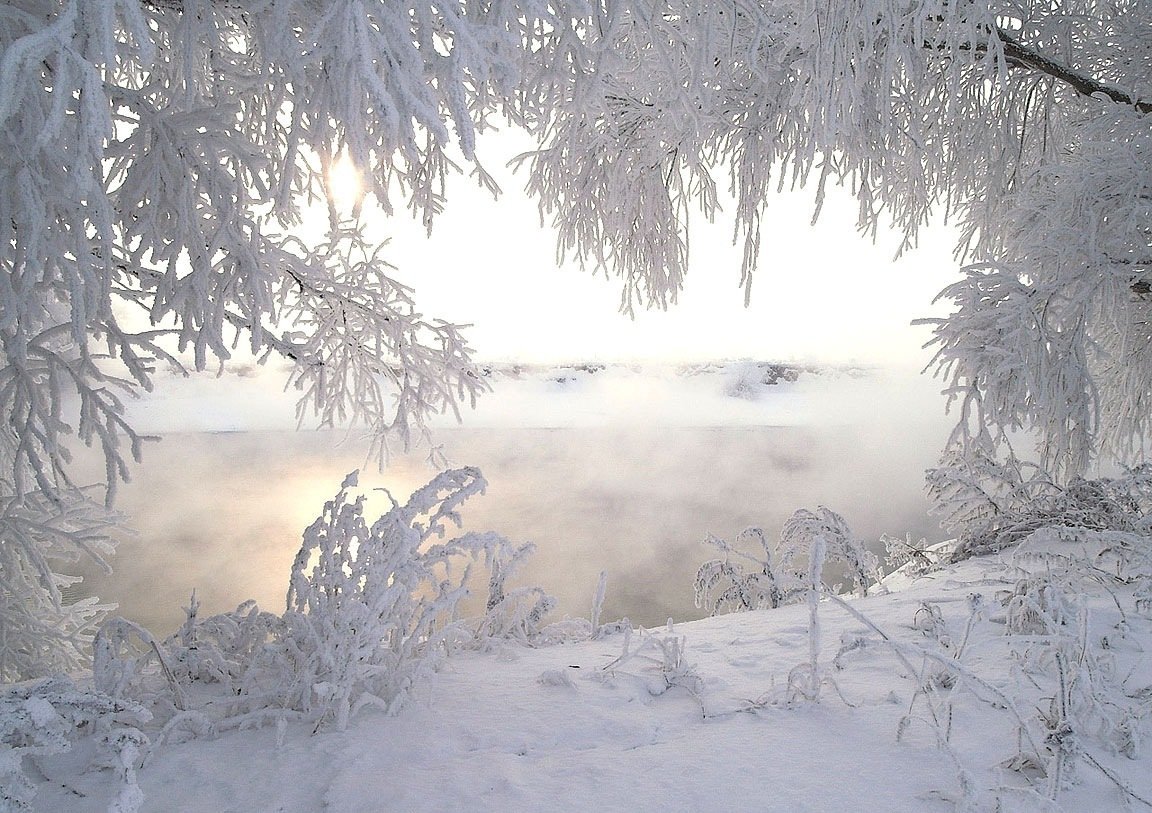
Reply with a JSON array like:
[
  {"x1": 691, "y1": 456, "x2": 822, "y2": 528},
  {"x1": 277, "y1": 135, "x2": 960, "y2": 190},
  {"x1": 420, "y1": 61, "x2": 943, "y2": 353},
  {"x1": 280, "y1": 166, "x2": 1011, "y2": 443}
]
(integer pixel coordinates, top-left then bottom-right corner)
[
  {"x1": 0, "y1": 491, "x2": 118, "y2": 682},
  {"x1": 882, "y1": 534, "x2": 945, "y2": 578},
  {"x1": 80, "y1": 467, "x2": 555, "y2": 739},
  {"x1": 93, "y1": 618, "x2": 185, "y2": 716},
  {"x1": 471, "y1": 541, "x2": 557, "y2": 644},
  {"x1": 779, "y1": 507, "x2": 879, "y2": 598},
  {"x1": 161, "y1": 594, "x2": 286, "y2": 695},
  {"x1": 885, "y1": 527, "x2": 1152, "y2": 804},
  {"x1": 697, "y1": 508, "x2": 879, "y2": 618},
  {"x1": 693, "y1": 528, "x2": 789, "y2": 615},
  {"x1": 507, "y1": 571, "x2": 628, "y2": 646},
  {"x1": 276, "y1": 467, "x2": 532, "y2": 730},
  {"x1": 930, "y1": 450, "x2": 1152, "y2": 561},
  {"x1": 1, "y1": 675, "x2": 150, "y2": 813},
  {"x1": 600, "y1": 626, "x2": 703, "y2": 700},
  {"x1": 90, "y1": 596, "x2": 293, "y2": 756},
  {"x1": 1006, "y1": 534, "x2": 1152, "y2": 758},
  {"x1": 788, "y1": 533, "x2": 828, "y2": 705},
  {"x1": 1000, "y1": 576, "x2": 1077, "y2": 636}
]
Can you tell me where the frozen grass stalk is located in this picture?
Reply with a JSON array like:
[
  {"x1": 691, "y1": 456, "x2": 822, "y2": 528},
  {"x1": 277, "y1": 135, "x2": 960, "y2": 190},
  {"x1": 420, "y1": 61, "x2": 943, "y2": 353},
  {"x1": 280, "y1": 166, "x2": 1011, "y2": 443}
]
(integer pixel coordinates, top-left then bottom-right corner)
[{"x1": 809, "y1": 535, "x2": 826, "y2": 699}]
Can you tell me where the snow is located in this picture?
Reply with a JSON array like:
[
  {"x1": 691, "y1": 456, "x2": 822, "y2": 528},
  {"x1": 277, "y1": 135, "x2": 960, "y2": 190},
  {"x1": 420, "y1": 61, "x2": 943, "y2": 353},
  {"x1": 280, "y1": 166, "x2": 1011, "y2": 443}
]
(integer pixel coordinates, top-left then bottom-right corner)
[{"x1": 22, "y1": 539, "x2": 1152, "y2": 813}]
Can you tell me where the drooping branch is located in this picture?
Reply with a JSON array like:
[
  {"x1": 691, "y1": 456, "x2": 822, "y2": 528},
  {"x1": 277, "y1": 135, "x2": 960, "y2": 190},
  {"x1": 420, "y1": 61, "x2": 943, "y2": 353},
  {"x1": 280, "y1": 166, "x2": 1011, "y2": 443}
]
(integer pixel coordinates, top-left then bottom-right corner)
[{"x1": 998, "y1": 30, "x2": 1152, "y2": 115}]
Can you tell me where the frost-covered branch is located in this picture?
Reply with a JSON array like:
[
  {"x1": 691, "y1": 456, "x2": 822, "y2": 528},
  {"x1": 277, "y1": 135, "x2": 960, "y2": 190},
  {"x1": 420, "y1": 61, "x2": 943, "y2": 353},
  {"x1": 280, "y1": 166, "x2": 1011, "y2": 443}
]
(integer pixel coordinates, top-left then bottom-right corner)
[
  {"x1": 2, "y1": 0, "x2": 599, "y2": 677},
  {"x1": 520, "y1": 1, "x2": 1152, "y2": 477},
  {"x1": 997, "y1": 30, "x2": 1152, "y2": 115}
]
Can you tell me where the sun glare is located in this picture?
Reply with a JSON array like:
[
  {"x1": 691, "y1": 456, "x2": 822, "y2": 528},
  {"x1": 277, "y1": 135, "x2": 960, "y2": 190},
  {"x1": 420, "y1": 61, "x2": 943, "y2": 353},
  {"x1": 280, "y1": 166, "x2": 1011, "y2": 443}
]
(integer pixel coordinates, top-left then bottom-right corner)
[{"x1": 327, "y1": 155, "x2": 364, "y2": 212}]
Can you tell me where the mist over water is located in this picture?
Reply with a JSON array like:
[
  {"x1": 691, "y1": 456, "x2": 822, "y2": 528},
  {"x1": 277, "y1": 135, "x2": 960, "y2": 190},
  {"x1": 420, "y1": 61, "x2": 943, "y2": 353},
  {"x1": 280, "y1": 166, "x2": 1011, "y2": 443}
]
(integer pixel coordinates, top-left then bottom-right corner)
[{"x1": 75, "y1": 368, "x2": 952, "y2": 634}]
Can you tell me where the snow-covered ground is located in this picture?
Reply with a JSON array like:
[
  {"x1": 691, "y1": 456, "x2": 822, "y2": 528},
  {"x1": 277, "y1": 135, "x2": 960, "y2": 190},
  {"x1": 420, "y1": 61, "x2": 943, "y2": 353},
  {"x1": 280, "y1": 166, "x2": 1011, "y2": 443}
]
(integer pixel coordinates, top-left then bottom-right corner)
[{"x1": 19, "y1": 530, "x2": 1152, "y2": 813}]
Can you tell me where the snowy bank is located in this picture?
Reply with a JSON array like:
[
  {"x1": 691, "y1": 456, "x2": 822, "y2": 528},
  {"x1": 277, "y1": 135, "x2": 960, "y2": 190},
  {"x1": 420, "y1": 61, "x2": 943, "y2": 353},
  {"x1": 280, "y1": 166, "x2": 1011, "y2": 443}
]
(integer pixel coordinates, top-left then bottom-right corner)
[{"x1": 17, "y1": 530, "x2": 1152, "y2": 813}]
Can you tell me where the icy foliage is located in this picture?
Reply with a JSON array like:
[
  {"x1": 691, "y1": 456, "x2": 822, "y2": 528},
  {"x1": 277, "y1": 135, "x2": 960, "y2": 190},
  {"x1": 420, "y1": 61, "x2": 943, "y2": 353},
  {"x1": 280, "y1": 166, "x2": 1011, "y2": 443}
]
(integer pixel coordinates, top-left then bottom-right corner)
[
  {"x1": 693, "y1": 527, "x2": 788, "y2": 615},
  {"x1": 85, "y1": 468, "x2": 558, "y2": 742},
  {"x1": 600, "y1": 625, "x2": 704, "y2": 700},
  {"x1": 472, "y1": 540, "x2": 557, "y2": 644},
  {"x1": 922, "y1": 103, "x2": 1152, "y2": 476},
  {"x1": 281, "y1": 467, "x2": 519, "y2": 729},
  {"x1": 511, "y1": 1, "x2": 1152, "y2": 472},
  {"x1": 790, "y1": 531, "x2": 827, "y2": 704},
  {"x1": 5, "y1": 0, "x2": 1142, "y2": 509},
  {"x1": 0, "y1": 675, "x2": 150, "y2": 813},
  {"x1": 696, "y1": 506, "x2": 880, "y2": 620},
  {"x1": 695, "y1": 502, "x2": 1152, "y2": 804},
  {"x1": 881, "y1": 534, "x2": 945, "y2": 579},
  {"x1": 0, "y1": 0, "x2": 613, "y2": 512},
  {"x1": 0, "y1": 491, "x2": 118, "y2": 682},
  {"x1": 779, "y1": 506, "x2": 879, "y2": 598},
  {"x1": 929, "y1": 454, "x2": 1152, "y2": 560},
  {"x1": 796, "y1": 526, "x2": 1152, "y2": 808}
]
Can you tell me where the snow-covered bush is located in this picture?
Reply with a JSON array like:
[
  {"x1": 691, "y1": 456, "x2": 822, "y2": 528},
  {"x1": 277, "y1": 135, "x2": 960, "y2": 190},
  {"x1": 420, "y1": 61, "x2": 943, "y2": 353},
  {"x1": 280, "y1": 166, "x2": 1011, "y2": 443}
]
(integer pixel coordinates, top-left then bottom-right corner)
[
  {"x1": 278, "y1": 467, "x2": 534, "y2": 729},
  {"x1": 162, "y1": 594, "x2": 284, "y2": 695},
  {"x1": 600, "y1": 626, "x2": 703, "y2": 700},
  {"x1": 779, "y1": 507, "x2": 879, "y2": 598},
  {"x1": 0, "y1": 491, "x2": 118, "y2": 682},
  {"x1": 819, "y1": 521, "x2": 1152, "y2": 807},
  {"x1": 1, "y1": 675, "x2": 150, "y2": 813},
  {"x1": 930, "y1": 451, "x2": 1152, "y2": 560},
  {"x1": 882, "y1": 534, "x2": 944, "y2": 579},
  {"x1": 697, "y1": 507, "x2": 880, "y2": 617},
  {"x1": 693, "y1": 528, "x2": 788, "y2": 615},
  {"x1": 93, "y1": 618, "x2": 186, "y2": 718},
  {"x1": 86, "y1": 467, "x2": 556, "y2": 739},
  {"x1": 471, "y1": 541, "x2": 557, "y2": 644}
]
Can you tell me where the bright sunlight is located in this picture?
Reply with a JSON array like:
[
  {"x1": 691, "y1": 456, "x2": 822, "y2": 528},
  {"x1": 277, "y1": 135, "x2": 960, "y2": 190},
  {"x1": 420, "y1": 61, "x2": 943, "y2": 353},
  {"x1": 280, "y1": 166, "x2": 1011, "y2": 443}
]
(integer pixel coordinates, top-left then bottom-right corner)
[{"x1": 326, "y1": 154, "x2": 364, "y2": 212}]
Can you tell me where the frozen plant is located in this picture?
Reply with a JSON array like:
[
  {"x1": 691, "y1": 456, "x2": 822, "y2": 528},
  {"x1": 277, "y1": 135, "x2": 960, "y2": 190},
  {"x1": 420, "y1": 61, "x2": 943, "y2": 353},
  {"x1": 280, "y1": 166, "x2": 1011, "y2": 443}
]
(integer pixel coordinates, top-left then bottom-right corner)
[
  {"x1": 779, "y1": 506, "x2": 879, "y2": 598},
  {"x1": 882, "y1": 534, "x2": 944, "y2": 578},
  {"x1": 0, "y1": 675, "x2": 150, "y2": 813},
  {"x1": 521, "y1": 571, "x2": 630, "y2": 646},
  {"x1": 697, "y1": 508, "x2": 879, "y2": 619},
  {"x1": 589, "y1": 571, "x2": 608, "y2": 639},
  {"x1": 471, "y1": 541, "x2": 557, "y2": 644},
  {"x1": 1000, "y1": 536, "x2": 1152, "y2": 791},
  {"x1": 161, "y1": 594, "x2": 285, "y2": 694},
  {"x1": 930, "y1": 448, "x2": 1152, "y2": 561},
  {"x1": 0, "y1": 490, "x2": 119, "y2": 682},
  {"x1": 280, "y1": 467, "x2": 526, "y2": 730},
  {"x1": 81, "y1": 468, "x2": 557, "y2": 741},
  {"x1": 694, "y1": 528, "x2": 789, "y2": 615},
  {"x1": 601, "y1": 627, "x2": 703, "y2": 701},
  {"x1": 93, "y1": 618, "x2": 185, "y2": 716},
  {"x1": 787, "y1": 532, "x2": 828, "y2": 705}
]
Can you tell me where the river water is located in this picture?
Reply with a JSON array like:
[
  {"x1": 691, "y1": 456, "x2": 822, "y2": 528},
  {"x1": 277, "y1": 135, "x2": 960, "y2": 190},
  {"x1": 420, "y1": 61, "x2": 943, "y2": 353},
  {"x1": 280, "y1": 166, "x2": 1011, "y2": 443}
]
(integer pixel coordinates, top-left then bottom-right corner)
[{"x1": 75, "y1": 369, "x2": 951, "y2": 633}]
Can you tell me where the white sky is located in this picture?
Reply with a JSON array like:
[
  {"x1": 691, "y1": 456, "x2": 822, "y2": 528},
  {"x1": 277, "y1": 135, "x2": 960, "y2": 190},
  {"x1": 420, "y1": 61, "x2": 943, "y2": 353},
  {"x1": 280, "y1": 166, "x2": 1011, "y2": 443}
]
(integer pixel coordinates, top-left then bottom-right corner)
[{"x1": 336, "y1": 134, "x2": 964, "y2": 368}]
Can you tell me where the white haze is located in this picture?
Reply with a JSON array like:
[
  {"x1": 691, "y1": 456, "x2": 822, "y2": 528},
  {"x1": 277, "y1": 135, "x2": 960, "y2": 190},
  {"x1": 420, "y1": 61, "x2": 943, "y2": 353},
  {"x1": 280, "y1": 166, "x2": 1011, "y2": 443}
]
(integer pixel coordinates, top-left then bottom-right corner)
[{"x1": 80, "y1": 365, "x2": 953, "y2": 634}]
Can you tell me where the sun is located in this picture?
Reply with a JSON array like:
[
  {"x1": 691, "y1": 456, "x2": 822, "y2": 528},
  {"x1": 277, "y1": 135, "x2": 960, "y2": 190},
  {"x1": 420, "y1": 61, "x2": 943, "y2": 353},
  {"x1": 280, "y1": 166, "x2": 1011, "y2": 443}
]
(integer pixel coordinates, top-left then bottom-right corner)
[{"x1": 326, "y1": 154, "x2": 364, "y2": 212}]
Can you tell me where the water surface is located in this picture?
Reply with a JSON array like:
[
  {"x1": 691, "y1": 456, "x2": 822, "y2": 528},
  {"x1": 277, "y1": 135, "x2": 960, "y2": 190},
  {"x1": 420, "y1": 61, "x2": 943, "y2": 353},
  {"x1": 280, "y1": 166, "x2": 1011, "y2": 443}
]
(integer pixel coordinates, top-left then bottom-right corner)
[{"x1": 77, "y1": 420, "x2": 945, "y2": 633}]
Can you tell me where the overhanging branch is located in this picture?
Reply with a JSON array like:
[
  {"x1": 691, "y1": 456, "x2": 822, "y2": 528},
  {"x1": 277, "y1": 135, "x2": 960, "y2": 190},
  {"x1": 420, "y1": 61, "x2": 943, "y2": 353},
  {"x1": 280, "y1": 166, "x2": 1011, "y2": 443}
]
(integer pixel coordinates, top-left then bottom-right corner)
[{"x1": 998, "y1": 30, "x2": 1151, "y2": 115}]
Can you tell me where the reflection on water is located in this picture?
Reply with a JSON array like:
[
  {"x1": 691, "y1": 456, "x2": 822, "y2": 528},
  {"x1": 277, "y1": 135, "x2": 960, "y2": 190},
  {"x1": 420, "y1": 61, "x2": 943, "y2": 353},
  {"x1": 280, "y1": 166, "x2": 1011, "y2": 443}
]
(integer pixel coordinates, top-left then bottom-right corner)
[{"x1": 76, "y1": 421, "x2": 945, "y2": 634}]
